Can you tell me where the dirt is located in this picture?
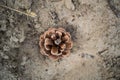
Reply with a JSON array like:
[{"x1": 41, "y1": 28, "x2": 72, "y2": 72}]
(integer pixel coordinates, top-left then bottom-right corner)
[{"x1": 0, "y1": 0, "x2": 120, "y2": 80}]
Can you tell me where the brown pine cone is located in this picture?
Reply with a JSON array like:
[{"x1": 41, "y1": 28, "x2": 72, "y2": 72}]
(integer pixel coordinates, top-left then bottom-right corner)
[{"x1": 39, "y1": 28, "x2": 73, "y2": 60}]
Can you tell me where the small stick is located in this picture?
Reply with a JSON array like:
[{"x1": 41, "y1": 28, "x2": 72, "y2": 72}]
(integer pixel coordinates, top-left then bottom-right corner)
[
  {"x1": 98, "y1": 48, "x2": 108, "y2": 55},
  {"x1": 0, "y1": 5, "x2": 37, "y2": 17}
]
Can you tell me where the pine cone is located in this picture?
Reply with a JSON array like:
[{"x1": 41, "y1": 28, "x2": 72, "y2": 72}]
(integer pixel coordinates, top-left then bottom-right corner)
[{"x1": 39, "y1": 28, "x2": 73, "y2": 60}]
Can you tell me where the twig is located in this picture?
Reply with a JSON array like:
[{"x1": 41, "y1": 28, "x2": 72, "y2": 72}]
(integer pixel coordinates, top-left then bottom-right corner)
[
  {"x1": 98, "y1": 48, "x2": 108, "y2": 55},
  {"x1": 0, "y1": 5, "x2": 37, "y2": 18}
]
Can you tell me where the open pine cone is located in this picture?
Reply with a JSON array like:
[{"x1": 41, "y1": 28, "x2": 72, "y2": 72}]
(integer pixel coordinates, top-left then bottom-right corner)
[{"x1": 39, "y1": 28, "x2": 73, "y2": 60}]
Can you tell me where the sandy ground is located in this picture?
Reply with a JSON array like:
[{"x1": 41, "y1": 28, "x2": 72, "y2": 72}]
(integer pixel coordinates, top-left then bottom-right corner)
[{"x1": 0, "y1": 0, "x2": 120, "y2": 80}]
